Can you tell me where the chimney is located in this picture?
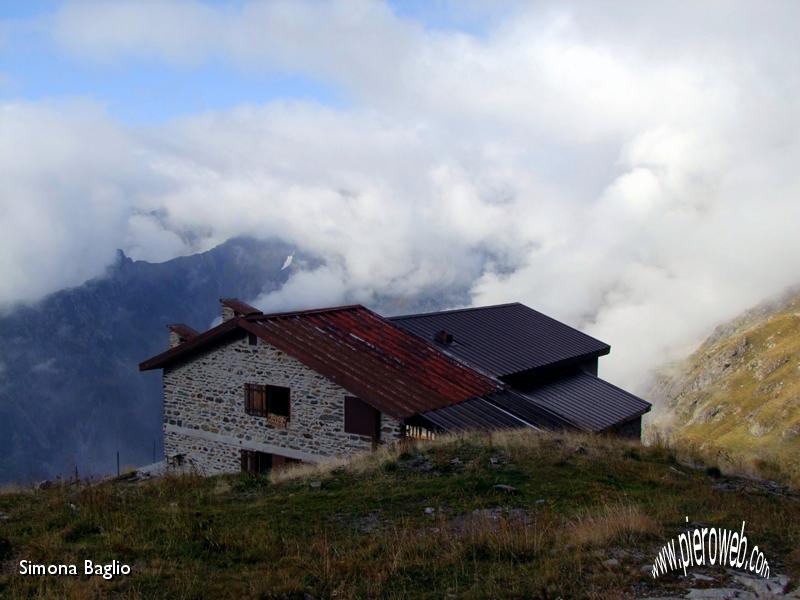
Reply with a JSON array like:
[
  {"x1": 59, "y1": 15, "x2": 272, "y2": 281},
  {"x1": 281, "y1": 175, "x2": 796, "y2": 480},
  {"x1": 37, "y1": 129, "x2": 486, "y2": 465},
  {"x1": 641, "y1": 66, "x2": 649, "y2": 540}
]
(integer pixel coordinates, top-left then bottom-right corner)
[
  {"x1": 220, "y1": 298, "x2": 262, "y2": 322},
  {"x1": 434, "y1": 330, "x2": 453, "y2": 344},
  {"x1": 221, "y1": 305, "x2": 237, "y2": 323},
  {"x1": 167, "y1": 324, "x2": 199, "y2": 348}
]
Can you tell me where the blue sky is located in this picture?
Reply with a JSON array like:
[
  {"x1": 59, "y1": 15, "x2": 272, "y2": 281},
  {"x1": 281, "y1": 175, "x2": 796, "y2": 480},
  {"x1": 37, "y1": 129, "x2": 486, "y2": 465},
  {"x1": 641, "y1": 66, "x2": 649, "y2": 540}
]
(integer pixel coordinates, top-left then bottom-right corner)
[
  {"x1": 1, "y1": 1, "x2": 347, "y2": 123},
  {"x1": 0, "y1": 0, "x2": 496, "y2": 124}
]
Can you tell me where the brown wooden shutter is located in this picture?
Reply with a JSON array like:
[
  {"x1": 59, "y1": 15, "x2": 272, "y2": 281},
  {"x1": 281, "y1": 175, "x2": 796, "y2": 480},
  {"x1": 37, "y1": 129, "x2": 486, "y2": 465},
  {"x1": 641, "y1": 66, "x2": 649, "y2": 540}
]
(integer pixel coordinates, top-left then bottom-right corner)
[
  {"x1": 344, "y1": 396, "x2": 380, "y2": 440},
  {"x1": 245, "y1": 384, "x2": 269, "y2": 416},
  {"x1": 255, "y1": 386, "x2": 267, "y2": 416},
  {"x1": 244, "y1": 383, "x2": 252, "y2": 413}
]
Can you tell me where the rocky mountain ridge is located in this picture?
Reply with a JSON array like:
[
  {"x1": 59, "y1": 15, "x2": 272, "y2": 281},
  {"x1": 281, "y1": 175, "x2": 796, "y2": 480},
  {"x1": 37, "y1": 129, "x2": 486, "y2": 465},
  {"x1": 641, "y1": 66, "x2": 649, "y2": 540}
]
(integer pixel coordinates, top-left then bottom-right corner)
[
  {"x1": 649, "y1": 288, "x2": 800, "y2": 481},
  {"x1": 0, "y1": 237, "x2": 307, "y2": 483}
]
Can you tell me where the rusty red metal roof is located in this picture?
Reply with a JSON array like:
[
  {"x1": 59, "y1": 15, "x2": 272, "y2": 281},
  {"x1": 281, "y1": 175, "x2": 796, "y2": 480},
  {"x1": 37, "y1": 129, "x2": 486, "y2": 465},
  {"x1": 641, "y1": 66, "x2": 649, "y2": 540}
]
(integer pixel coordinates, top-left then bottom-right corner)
[
  {"x1": 141, "y1": 305, "x2": 499, "y2": 418},
  {"x1": 220, "y1": 298, "x2": 262, "y2": 316},
  {"x1": 167, "y1": 323, "x2": 199, "y2": 340},
  {"x1": 140, "y1": 317, "x2": 242, "y2": 371},
  {"x1": 241, "y1": 307, "x2": 499, "y2": 418}
]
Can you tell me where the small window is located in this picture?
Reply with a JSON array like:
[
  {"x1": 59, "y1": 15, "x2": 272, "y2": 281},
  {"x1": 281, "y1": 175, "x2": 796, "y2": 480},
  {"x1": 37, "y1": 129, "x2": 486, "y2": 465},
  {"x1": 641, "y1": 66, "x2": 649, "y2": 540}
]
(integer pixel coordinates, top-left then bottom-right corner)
[
  {"x1": 344, "y1": 396, "x2": 380, "y2": 440},
  {"x1": 241, "y1": 450, "x2": 271, "y2": 475},
  {"x1": 268, "y1": 386, "x2": 290, "y2": 418},
  {"x1": 241, "y1": 451, "x2": 301, "y2": 475},
  {"x1": 244, "y1": 383, "x2": 290, "y2": 420},
  {"x1": 248, "y1": 333, "x2": 258, "y2": 346}
]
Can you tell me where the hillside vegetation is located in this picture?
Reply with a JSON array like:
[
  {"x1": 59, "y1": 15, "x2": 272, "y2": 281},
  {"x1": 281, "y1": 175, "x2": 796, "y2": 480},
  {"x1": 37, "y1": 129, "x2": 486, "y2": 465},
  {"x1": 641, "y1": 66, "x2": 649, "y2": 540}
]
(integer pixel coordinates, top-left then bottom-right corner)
[
  {"x1": 651, "y1": 290, "x2": 800, "y2": 484},
  {"x1": 1, "y1": 431, "x2": 799, "y2": 599}
]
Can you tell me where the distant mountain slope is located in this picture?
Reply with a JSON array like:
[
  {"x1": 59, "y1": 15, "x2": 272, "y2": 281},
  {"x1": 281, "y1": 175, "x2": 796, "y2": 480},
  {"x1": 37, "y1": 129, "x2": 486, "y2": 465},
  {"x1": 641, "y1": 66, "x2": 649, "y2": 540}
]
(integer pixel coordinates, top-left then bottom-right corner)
[
  {"x1": 650, "y1": 289, "x2": 800, "y2": 479},
  {"x1": 0, "y1": 237, "x2": 311, "y2": 483}
]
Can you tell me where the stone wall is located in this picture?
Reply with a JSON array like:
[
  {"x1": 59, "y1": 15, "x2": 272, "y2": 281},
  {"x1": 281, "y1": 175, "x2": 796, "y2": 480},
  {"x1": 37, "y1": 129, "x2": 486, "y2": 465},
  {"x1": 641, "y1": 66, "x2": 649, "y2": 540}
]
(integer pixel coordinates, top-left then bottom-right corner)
[{"x1": 162, "y1": 333, "x2": 405, "y2": 475}]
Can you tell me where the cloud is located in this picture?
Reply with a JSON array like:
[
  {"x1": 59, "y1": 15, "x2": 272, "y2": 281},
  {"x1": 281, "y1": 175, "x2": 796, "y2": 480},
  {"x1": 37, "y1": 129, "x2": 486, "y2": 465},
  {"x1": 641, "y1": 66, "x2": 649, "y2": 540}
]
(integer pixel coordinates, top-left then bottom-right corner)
[
  {"x1": 4, "y1": 1, "x2": 800, "y2": 393},
  {"x1": 31, "y1": 358, "x2": 58, "y2": 374},
  {"x1": 0, "y1": 100, "x2": 172, "y2": 307}
]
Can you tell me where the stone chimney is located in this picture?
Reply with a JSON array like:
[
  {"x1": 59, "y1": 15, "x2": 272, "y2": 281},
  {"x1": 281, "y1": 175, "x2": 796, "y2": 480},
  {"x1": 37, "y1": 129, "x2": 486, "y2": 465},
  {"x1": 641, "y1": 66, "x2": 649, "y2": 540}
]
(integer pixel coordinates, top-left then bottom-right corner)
[
  {"x1": 434, "y1": 329, "x2": 454, "y2": 344},
  {"x1": 167, "y1": 324, "x2": 199, "y2": 348},
  {"x1": 221, "y1": 304, "x2": 237, "y2": 322},
  {"x1": 219, "y1": 298, "x2": 262, "y2": 322}
]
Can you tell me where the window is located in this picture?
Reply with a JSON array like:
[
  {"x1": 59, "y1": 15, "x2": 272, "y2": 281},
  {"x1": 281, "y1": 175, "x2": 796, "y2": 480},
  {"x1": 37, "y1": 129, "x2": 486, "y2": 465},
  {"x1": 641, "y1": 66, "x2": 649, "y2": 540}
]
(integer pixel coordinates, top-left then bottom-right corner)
[
  {"x1": 241, "y1": 450, "x2": 271, "y2": 475},
  {"x1": 248, "y1": 333, "x2": 258, "y2": 346},
  {"x1": 268, "y1": 386, "x2": 290, "y2": 418},
  {"x1": 344, "y1": 396, "x2": 380, "y2": 440},
  {"x1": 240, "y1": 450, "x2": 301, "y2": 475},
  {"x1": 404, "y1": 423, "x2": 437, "y2": 440},
  {"x1": 244, "y1": 383, "x2": 291, "y2": 420}
]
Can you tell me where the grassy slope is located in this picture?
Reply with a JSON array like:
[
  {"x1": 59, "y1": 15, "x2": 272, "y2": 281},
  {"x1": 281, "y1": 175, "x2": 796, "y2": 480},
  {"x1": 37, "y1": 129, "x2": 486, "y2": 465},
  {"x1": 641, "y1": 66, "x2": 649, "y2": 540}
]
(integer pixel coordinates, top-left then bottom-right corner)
[
  {"x1": 657, "y1": 292, "x2": 800, "y2": 483},
  {"x1": 1, "y1": 431, "x2": 799, "y2": 599}
]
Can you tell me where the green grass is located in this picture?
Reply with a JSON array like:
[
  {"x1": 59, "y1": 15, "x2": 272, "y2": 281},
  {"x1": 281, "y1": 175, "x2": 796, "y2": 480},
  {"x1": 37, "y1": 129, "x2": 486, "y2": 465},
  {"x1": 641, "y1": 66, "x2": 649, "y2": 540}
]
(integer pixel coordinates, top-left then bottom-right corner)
[{"x1": 1, "y1": 430, "x2": 799, "y2": 599}]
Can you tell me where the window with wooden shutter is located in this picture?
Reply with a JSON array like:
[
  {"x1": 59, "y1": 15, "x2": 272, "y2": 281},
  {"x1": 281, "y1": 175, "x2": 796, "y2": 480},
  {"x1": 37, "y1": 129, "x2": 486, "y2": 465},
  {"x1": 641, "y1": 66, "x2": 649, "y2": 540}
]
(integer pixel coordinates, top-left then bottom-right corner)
[
  {"x1": 244, "y1": 383, "x2": 290, "y2": 423},
  {"x1": 240, "y1": 450, "x2": 272, "y2": 475},
  {"x1": 344, "y1": 396, "x2": 380, "y2": 440}
]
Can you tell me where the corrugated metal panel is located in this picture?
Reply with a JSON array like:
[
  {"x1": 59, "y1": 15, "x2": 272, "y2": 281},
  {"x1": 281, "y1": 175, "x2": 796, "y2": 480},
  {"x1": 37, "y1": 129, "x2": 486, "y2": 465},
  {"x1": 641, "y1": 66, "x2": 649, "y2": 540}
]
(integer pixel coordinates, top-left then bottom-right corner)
[
  {"x1": 516, "y1": 372, "x2": 651, "y2": 432},
  {"x1": 391, "y1": 303, "x2": 610, "y2": 378},
  {"x1": 421, "y1": 397, "x2": 532, "y2": 432},
  {"x1": 483, "y1": 388, "x2": 578, "y2": 431},
  {"x1": 240, "y1": 306, "x2": 500, "y2": 419}
]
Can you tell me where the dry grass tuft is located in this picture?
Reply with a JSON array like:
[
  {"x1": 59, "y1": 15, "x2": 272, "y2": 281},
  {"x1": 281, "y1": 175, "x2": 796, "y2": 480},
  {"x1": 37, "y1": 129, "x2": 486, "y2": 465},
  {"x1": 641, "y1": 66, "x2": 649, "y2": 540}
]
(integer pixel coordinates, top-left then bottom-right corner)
[
  {"x1": 269, "y1": 455, "x2": 350, "y2": 483},
  {"x1": 270, "y1": 442, "x2": 412, "y2": 483},
  {"x1": 565, "y1": 503, "x2": 659, "y2": 548},
  {"x1": 272, "y1": 428, "x2": 649, "y2": 484}
]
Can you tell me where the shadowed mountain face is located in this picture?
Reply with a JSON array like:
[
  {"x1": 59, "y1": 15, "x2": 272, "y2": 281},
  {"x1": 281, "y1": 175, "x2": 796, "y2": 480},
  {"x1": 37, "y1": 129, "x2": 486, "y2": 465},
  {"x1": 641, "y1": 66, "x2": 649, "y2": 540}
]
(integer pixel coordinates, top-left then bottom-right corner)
[
  {"x1": 649, "y1": 288, "x2": 800, "y2": 482},
  {"x1": 0, "y1": 238, "x2": 313, "y2": 483}
]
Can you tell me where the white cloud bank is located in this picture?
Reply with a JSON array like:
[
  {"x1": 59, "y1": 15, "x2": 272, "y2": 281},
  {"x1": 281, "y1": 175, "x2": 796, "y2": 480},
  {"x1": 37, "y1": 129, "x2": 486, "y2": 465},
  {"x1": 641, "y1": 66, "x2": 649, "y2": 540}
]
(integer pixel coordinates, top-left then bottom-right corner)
[{"x1": 3, "y1": 1, "x2": 800, "y2": 392}]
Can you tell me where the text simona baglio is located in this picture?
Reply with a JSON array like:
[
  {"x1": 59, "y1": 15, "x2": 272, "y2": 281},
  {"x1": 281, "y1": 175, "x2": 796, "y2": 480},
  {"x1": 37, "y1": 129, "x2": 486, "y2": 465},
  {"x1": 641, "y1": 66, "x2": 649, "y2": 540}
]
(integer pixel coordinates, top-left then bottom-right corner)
[{"x1": 19, "y1": 560, "x2": 130, "y2": 580}]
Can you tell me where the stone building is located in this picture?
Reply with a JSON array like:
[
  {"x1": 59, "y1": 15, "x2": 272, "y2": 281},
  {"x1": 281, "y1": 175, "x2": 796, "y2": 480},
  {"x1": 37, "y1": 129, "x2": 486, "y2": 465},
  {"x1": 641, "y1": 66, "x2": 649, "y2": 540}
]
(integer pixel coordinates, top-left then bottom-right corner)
[{"x1": 140, "y1": 299, "x2": 650, "y2": 475}]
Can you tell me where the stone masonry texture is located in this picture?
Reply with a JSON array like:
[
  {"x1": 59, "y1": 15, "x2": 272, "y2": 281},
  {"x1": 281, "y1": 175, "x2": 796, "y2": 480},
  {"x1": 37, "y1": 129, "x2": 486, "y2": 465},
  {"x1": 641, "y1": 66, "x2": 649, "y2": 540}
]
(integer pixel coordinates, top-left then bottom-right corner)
[{"x1": 162, "y1": 333, "x2": 404, "y2": 475}]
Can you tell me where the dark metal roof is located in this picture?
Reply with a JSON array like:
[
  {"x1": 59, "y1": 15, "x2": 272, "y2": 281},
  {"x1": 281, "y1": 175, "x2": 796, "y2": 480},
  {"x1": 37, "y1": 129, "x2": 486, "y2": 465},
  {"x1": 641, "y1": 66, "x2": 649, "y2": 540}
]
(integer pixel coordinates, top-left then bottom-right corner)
[
  {"x1": 516, "y1": 371, "x2": 651, "y2": 432},
  {"x1": 420, "y1": 396, "x2": 533, "y2": 432},
  {"x1": 142, "y1": 305, "x2": 499, "y2": 419},
  {"x1": 482, "y1": 388, "x2": 577, "y2": 431},
  {"x1": 391, "y1": 303, "x2": 610, "y2": 378}
]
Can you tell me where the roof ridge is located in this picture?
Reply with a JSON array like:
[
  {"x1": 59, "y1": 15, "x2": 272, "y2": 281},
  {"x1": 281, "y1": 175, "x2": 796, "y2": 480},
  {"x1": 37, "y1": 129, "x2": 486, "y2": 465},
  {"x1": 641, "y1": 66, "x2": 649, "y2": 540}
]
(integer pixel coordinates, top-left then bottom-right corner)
[
  {"x1": 388, "y1": 302, "x2": 522, "y2": 320},
  {"x1": 248, "y1": 304, "x2": 365, "y2": 321}
]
